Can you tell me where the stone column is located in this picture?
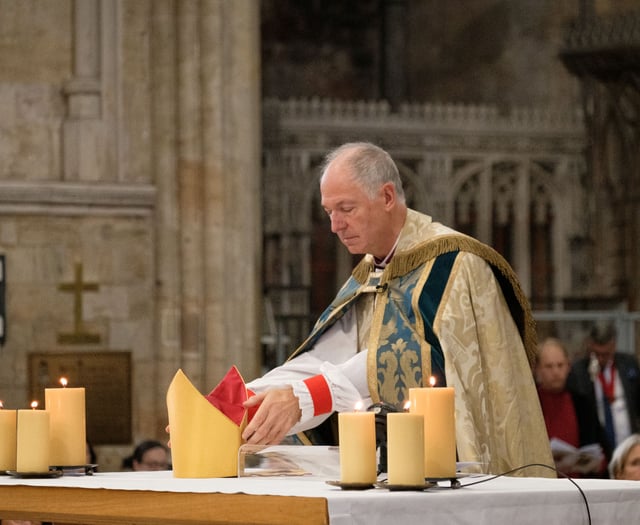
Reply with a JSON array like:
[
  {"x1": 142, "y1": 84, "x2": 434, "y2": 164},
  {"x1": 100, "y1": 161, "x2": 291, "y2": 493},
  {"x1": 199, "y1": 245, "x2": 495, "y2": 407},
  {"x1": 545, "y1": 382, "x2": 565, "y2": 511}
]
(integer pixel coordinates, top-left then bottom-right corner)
[
  {"x1": 176, "y1": 0, "x2": 205, "y2": 387},
  {"x1": 513, "y1": 161, "x2": 531, "y2": 296},
  {"x1": 151, "y1": 0, "x2": 181, "y2": 436},
  {"x1": 155, "y1": 0, "x2": 262, "y2": 392},
  {"x1": 63, "y1": 0, "x2": 104, "y2": 181},
  {"x1": 200, "y1": 0, "x2": 225, "y2": 387},
  {"x1": 477, "y1": 163, "x2": 492, "y2": 244},
  {"x1": 201, "y1": 0, "x2": 262, "y2": 386}
]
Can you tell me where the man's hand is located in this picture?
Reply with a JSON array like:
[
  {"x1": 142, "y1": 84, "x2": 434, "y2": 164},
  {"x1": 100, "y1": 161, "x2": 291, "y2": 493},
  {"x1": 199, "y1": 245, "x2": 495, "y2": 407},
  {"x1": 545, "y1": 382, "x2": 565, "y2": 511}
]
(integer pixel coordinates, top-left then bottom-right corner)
[{"x1": 242, "y1": 386, "x2": 302, "y2": 445}]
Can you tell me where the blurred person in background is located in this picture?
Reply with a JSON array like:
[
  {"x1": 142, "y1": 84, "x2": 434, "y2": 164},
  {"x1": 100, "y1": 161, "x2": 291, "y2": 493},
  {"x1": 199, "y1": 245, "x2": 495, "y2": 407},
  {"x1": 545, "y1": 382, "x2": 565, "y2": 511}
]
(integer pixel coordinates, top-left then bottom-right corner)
[
  {"x1": 122, "y1": 439, "x2": 171, "y2": 471},
  {"x1": 536, "y1": 337, "x2": 607, "y2": 477},
  {"x1": 608, "y1": 433, "x2": 640, "y2": 480},
  {"x1": 568, "y1": 321, "x2": 640, "y2": 454}
]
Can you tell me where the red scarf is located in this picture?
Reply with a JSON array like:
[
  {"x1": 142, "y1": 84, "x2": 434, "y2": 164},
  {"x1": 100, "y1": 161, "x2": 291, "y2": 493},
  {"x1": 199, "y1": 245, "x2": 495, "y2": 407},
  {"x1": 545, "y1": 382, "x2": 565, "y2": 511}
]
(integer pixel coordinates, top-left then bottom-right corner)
[{"x1": 598, "y1": 363, "x2": 616, "y2": 403}]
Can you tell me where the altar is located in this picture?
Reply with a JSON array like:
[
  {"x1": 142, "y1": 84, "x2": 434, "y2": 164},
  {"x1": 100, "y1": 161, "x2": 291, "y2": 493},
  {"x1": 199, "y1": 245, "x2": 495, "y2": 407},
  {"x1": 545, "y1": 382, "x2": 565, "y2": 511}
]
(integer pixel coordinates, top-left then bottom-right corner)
[{"x1": 1, "y1": 471, "x2": 639, "y2": 525}]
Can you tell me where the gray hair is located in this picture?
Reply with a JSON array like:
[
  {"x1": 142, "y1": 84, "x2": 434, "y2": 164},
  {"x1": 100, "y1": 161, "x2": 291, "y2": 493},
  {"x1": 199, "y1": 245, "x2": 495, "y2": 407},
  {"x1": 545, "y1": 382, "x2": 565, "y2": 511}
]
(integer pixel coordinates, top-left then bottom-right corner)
[
  {"x1": 537, "y1": 337, "x2": 569, "y2": 361},
  {"x1": 320, "y1": 142, "x2": 406, "y2": 203},
  {"x1": 608, "y1": 433, "x2": 640, "y2": 479},
  {"x1": 589, "y1": 320, "x2": 617, "y2": 345}
]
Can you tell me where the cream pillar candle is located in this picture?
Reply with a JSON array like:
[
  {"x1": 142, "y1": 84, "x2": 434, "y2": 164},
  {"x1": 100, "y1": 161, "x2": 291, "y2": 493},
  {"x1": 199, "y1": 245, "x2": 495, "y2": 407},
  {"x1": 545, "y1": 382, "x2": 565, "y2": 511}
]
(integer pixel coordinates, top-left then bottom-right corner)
[
  {"x1": 16, "y1": 402, "x2": 50, "y2": 473},
  {"x1": 45, "y1": 377, "x2": 86, "y2": 466},
  {"x1": 387, "y1": 412, "x2": 424, "y2": 485},
  {"x1": 338, "y1": 407, "x2": 376, "y2": 484},
  {"x1": 410, "y1": 382, "x2": 456, "y2": 478},
  {"x1": 0, "y1": 401, "x2": 17, "y2": 471}
]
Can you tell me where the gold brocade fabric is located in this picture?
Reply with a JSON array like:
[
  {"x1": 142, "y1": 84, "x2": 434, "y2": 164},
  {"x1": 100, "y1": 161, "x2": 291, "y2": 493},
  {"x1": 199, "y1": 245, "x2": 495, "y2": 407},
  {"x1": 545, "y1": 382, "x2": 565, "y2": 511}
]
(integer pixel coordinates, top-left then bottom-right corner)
[
  {"x1": 355, "y1": 289, "x2": 375, "y2": 353},
  {"x1": 435, "y1": 252, "x2": 554, "y2": 477},
  {"x1": 365, "y1": 259, "x2": 433, "y2": 406}
]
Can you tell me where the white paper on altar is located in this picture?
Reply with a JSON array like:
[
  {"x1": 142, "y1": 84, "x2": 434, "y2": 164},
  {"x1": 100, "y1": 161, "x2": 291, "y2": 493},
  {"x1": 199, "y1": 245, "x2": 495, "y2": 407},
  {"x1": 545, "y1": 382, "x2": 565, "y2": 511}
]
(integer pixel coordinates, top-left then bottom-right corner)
[{"x1": 238, "y1": 444, "x2": 340, "y2": 478}]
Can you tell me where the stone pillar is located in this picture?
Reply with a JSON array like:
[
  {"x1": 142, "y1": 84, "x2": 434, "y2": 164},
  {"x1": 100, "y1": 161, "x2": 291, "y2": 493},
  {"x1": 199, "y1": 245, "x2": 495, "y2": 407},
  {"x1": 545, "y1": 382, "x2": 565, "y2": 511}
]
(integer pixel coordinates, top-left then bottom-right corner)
[
  {"x1": 477, "y1": 163, "x2": 492, "y2": 244},
  {"x1": 152, "y1": 0, "x2": 262, "y2": 394},
  {"x1": 200, "y1": 0, "x2": 225, "y2": 387},
  {"x1": 201, "y1": 0, "x2": 262, "y2": 386},
  {"x1": 513, "y1": 162, "x2": 531, "y2": 296},
  {"x1": 176, "y1": 0, "x2": 205, "y2": 387},
  {"x1": 151, "y1": 0, "x2": 181, "y2": 436},
  {"x1": 63, "y1": 0, "x2": 104, "y2": 181}
]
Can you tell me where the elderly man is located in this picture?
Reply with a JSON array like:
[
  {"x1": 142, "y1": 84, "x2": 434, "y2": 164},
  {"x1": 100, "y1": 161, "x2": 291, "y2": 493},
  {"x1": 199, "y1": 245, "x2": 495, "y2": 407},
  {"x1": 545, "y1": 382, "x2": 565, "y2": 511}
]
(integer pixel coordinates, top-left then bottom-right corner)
[{"x1": 244, "y1": 142, "x2": 553, "y2": 476}]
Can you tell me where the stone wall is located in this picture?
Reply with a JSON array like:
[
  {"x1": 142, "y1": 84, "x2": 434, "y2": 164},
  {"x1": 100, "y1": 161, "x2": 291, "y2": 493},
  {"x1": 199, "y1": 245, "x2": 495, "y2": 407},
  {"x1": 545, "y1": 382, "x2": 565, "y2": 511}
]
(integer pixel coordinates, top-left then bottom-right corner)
[{"x1": 0, "y1": 0, "x2": 262, "y2": 469}]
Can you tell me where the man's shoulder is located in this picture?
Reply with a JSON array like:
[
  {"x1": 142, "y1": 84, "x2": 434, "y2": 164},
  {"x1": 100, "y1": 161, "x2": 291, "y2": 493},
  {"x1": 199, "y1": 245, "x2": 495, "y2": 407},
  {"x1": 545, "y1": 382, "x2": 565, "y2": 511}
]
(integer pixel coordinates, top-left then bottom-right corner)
[
  {"x1": 616, "y1": 351, "x2": 640, "y2": 362},
  {"x1": 566, "y1": 360, "x2": 594, "y2": 397},
  {"x1": 569, "y1": 386, "x2": 592, "y2": 404},
  {"x1": 568, "y1": 357, "x2": 591, "y2": 376},
  {"x1": 615, "y1": 352, "x2": 640, "y2": 371},
  {"x1": 401, "y1": 209, "x2": 455, "y2": 245}
]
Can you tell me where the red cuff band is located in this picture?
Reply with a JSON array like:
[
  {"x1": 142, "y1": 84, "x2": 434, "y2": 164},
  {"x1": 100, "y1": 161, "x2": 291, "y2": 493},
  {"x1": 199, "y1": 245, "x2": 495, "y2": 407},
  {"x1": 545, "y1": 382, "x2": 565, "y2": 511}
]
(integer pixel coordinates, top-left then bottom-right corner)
[{"x1": 303, "y1": 375, "x2": 332, "y2": 416}]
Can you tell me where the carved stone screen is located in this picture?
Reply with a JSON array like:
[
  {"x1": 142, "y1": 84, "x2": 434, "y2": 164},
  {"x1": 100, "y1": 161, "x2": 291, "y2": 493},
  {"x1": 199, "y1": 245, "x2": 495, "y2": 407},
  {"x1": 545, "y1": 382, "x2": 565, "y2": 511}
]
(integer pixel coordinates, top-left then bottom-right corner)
[{"x1": 29, "y1": 351, "x2": 132, "y2": 445}]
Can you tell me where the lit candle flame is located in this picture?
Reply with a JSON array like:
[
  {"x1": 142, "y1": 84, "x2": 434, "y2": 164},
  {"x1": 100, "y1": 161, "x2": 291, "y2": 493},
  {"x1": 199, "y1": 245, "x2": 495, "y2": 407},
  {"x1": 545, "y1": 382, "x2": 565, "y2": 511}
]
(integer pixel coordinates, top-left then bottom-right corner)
[
  {"x1": 60, "y1": 377, "x2": 68, "y2": 388},
  {"x1": 403, "y1": 400, "x2": 411, "y2": 411},
  {"x1": 30, "y1": 401, "x2": 38, "y2": 409},
  {"x1": 354, "y1": 400, "x2": 364, "y2": 412},
  {"x1": 429, "y1": 376, "x2": 436, "y2": 387},
  {"x1": 0, "y1": 400, "x2": 4, "y2": 409}
]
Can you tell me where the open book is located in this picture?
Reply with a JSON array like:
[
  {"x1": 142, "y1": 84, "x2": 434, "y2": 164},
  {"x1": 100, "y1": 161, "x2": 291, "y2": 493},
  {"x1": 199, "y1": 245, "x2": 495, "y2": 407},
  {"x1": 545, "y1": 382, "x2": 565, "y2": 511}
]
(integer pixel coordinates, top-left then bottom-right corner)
[{"x1": 550, "y1": 437, "x2": 604, "y2": 475}]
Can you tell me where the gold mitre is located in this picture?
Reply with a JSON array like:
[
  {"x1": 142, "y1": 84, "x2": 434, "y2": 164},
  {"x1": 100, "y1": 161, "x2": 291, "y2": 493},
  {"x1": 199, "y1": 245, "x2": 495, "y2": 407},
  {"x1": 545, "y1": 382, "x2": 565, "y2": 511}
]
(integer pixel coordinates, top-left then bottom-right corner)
[{"x1": 166, "y1": 367, "x2": 248, "y2": 478}]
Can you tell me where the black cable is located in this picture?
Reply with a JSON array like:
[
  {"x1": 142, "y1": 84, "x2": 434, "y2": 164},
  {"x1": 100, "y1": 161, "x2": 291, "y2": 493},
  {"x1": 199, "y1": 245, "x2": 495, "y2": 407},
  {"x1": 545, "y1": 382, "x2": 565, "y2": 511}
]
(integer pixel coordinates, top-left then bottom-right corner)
[{"x1": 458, "y1": 463, "x2": 591, "y2": 525}]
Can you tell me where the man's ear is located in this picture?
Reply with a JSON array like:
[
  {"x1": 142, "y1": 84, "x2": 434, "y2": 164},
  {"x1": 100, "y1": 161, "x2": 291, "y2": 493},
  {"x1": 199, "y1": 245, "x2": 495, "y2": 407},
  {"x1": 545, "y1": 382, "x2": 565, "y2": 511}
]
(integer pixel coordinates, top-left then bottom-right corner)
[{"x1": 381, "y1": 182, "x2": 396, "y2": 208}]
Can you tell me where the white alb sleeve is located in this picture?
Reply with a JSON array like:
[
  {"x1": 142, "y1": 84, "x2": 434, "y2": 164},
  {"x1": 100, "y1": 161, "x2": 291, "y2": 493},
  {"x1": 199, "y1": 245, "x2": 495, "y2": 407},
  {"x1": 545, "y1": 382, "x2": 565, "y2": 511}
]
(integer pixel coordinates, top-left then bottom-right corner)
[{"x1": 246, "y1": 309, "x2": 372, "y2": 434}]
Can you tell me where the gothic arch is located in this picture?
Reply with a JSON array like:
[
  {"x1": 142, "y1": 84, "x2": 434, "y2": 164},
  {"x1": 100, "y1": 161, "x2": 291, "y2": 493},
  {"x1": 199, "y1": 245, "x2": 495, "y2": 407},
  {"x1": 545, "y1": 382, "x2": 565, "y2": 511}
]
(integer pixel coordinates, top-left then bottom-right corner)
[
  {"x1": 395, "y1": 160, "x2": 428, "y2": 211},
  {"x1": 451, "y1": 159, "x2": 485, "y2": 196},
  {"x1": 448, "y1": 155, "x2": 575, "y2": 303}
]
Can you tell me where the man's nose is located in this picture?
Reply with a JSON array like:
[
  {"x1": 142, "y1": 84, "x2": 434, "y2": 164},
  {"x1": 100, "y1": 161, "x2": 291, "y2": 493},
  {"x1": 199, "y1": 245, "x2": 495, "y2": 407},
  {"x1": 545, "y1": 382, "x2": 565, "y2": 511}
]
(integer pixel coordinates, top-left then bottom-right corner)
[{"x1": 330, "y1": 215, "x2": 345, "y2": 232}]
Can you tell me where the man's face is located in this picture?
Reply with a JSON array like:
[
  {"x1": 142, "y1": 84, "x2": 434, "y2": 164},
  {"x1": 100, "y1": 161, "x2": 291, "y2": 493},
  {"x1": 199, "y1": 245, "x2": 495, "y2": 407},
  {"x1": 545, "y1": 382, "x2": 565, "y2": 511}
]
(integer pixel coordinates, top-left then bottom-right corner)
[
  {"x1": 588, "y1": 339, "x2": 616, "y2": 368},
  {"x1": 536, "y1": 342, "x2": 570, "y2": 393},
  {"x1": 320, "y1": 161, "x2": 393, "y2": 258},
  {"x1": 619, "y1": 444, "x2": 640, "y2": 481},
  {"x1": 133, "y1": 446, "x2": 170, "y2": 471}
]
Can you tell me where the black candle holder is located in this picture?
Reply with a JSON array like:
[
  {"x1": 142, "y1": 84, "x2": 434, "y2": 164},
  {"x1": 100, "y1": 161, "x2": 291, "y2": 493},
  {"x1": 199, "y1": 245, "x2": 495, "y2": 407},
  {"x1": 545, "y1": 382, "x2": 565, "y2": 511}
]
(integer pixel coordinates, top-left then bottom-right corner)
[
  {"x1": 50, "y1": 463, "x2": 98, "y2": 476},
  {"x1": 367, "y1": 402, "x2": 400, "y2": 475}
]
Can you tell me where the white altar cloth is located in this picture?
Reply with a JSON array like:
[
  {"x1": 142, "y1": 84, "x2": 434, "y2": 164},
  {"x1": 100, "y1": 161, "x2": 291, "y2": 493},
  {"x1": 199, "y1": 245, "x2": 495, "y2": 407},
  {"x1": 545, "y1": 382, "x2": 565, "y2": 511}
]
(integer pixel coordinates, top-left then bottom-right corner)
[{"x1": 2, "y1": 470, "x2": 640, "y2": 525}]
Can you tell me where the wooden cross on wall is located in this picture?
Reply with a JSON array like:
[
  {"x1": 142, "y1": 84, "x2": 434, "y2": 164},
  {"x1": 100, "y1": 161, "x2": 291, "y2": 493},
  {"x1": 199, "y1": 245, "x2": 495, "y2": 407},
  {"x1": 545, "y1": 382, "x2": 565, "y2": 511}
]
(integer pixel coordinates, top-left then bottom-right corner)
[{"x1": 57, "y1": 262, "x2": 101, "y2": 344}]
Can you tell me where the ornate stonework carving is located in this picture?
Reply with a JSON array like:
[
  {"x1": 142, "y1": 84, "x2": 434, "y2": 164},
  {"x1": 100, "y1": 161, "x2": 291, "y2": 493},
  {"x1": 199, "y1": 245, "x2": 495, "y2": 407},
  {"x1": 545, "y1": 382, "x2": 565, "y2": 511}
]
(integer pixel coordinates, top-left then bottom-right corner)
[{"x1": 262, "y1": 97, "x2": 587, "y2": 362}]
